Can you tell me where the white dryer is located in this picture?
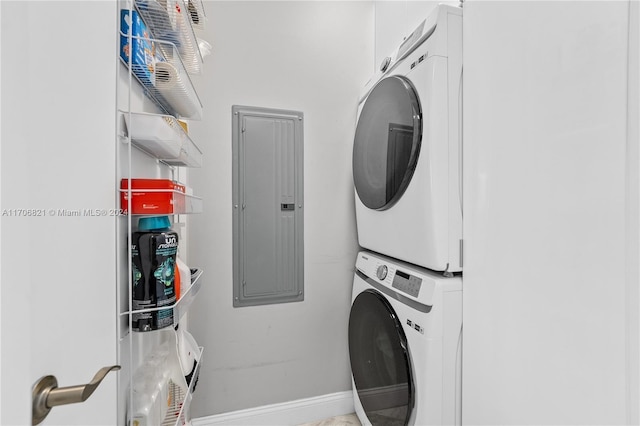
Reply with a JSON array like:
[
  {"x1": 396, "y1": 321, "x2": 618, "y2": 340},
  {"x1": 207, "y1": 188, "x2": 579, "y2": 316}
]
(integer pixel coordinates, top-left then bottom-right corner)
[
  {"x1": 349, "y1": 250, "x2": 462, "y2": 425},
  {"x1": 352, "y1": 5, "x2": 462, "y2": 273}
]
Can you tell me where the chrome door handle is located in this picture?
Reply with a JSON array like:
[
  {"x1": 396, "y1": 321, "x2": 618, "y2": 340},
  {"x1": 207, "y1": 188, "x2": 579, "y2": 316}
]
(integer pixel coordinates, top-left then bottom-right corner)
[{"x1": 32, "y1": 365, "x2": 120, "y2": 425}]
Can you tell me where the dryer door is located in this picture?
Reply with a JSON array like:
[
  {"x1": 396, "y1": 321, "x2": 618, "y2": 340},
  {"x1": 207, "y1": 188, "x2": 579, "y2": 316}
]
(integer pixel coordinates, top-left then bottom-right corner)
[
  {"x1": 349, "y1": 289, "x2": 414, "y2": 425},
  {"x1": 353, "y1": 76, "x2": 422, "y2": 210}
]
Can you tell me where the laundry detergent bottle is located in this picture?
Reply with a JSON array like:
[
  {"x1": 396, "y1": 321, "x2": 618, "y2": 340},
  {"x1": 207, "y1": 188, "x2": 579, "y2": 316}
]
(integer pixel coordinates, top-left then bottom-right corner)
[{"x1": 131, "y1": 216, "x2": 179, "y2": 332}]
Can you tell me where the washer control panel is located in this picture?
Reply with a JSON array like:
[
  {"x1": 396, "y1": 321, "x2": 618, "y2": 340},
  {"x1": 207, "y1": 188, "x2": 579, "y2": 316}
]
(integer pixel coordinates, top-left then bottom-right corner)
[{"x1": 392, "y1": 269, "x2": 422, "y2": 298}]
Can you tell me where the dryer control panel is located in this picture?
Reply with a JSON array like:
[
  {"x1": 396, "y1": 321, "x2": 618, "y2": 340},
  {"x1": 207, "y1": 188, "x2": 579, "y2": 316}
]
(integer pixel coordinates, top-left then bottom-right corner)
[{"x1": 392, "y1": 269, "x2": 422, "y2": 297}]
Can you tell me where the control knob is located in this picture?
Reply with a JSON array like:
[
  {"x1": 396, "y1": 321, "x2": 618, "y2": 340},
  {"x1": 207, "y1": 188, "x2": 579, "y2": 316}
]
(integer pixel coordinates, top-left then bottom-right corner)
[
  {"x1": 376, "y1": 265, "x2": 388, "y2": 280},
  {"x1": 380, "y1": 56, "x2": 392, "y2": 72}
]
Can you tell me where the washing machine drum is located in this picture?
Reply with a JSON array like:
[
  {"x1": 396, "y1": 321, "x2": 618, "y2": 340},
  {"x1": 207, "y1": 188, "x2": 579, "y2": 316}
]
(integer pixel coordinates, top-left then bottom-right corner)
[
  {"x1": 349, "y1": 289, "x2": 415, "y2": 425},
  {"x1": 353, "y1": 75, "x2": 422, "y2": 211}
]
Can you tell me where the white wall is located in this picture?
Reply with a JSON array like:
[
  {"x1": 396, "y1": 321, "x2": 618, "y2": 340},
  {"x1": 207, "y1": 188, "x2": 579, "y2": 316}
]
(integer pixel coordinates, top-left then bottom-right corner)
[
  {"x1": 462, "y1": 1, "x2": 637, "y2": 424},
  {"x1": 187, "y1": 1, "x2": 373, "y2": 417}
]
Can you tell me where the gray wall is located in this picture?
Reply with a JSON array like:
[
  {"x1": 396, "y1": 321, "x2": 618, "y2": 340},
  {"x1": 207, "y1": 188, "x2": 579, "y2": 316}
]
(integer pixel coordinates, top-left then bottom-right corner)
[{"x1": 187, "y1": 1, "x2": 373, "y2": 417}]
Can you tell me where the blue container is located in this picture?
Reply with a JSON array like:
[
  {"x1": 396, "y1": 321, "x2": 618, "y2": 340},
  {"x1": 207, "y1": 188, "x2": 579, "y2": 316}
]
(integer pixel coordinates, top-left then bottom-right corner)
[{"x1": 120, "y1": 9, "x2": 156, "y2": 87}]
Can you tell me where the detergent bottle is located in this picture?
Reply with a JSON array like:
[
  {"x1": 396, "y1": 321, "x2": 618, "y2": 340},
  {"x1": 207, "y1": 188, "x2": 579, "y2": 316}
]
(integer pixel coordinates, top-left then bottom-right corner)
[{"x1": 131, "y1": 216, "x2": 179, "y2": 331}]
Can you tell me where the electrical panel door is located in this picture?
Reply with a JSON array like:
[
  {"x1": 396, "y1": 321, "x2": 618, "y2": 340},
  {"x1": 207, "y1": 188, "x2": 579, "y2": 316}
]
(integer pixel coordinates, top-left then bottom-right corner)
[{"x1": 232, "y1": 105, "x2": 304, "y2": 307}]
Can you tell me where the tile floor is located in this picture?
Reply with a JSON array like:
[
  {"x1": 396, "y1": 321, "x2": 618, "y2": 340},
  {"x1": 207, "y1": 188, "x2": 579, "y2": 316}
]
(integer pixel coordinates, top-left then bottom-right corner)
[{"x1": 298, "y1": 413, "x2": 361, "y2": 426}]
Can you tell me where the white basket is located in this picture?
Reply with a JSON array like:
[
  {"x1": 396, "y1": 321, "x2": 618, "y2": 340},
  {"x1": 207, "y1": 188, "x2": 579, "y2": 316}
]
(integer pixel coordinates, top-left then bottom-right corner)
[{"x1": 123, "y1": 111, "x2": 203, "y2": 167}]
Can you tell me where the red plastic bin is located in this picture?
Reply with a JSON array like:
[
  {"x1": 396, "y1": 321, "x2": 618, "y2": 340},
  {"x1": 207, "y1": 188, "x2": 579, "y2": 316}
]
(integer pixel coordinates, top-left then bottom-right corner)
[{"x1": 120, "y1": 178, "x2": 186, "y2": 215}]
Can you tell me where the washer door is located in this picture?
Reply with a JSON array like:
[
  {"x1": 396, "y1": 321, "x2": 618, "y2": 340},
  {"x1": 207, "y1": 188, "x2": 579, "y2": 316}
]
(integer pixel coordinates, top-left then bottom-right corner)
[
  {"x1": 353, "y1": 76, "x2": 422, "y2": 211},
  {"x1": 349, "y1": 289, "x2": 414, "y2": 425}
]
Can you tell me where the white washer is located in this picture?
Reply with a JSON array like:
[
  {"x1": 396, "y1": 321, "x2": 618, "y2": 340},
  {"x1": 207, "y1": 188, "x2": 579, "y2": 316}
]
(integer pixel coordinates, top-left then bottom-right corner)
[
  {"x1": 352, "y1": 5, "x2": 462, "y2": 273},
  {"x1": 349, "y1": 250, "x2": 462, "y2": 426}
]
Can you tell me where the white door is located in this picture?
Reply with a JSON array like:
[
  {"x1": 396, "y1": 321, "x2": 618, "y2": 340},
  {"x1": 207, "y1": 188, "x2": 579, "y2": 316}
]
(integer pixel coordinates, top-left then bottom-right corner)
[{"x1": 1, "y1": 1, "x2": 119, "y2": 424}]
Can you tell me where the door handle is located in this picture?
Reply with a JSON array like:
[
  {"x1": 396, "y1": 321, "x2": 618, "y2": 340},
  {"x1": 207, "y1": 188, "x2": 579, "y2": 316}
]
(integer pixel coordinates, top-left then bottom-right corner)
[{"x1": 32, "y1": 365, "x2": 120, "y2": 425}]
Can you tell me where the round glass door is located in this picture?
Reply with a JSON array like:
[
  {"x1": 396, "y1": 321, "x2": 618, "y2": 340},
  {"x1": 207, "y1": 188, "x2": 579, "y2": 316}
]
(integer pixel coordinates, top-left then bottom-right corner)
[
  {"x1": 353, "y1": 76, "x2": 422, "y2": 210},
  {"x1": 349, "y1": 289, "x2": 414, "y2": 425}
]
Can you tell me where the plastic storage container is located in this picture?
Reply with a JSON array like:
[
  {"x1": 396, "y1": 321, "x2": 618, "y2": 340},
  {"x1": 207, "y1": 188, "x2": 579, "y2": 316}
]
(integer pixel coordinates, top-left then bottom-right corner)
[{"x1": 120, "y1": 179, "x2": 186, "y2": 215}]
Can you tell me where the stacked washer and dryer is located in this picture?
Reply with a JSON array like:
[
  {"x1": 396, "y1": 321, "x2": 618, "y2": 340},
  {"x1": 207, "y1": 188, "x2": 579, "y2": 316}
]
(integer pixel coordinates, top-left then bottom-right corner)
[{"x1": 348, "y1": 5, "x2": 463, "y2": 426}]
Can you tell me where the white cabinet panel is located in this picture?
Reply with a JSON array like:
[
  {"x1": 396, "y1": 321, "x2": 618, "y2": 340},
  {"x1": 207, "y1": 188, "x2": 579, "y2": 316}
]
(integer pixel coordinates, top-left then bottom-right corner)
[{"x1": 463, "y1": 1, "x2": 632, "y2": 424}]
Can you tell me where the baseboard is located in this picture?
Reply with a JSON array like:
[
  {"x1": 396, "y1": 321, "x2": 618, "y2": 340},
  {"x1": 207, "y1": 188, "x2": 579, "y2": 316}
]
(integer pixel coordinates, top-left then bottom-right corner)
[{"x1": 191, "y1": 390, "x2": 355, "y2": 426}]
